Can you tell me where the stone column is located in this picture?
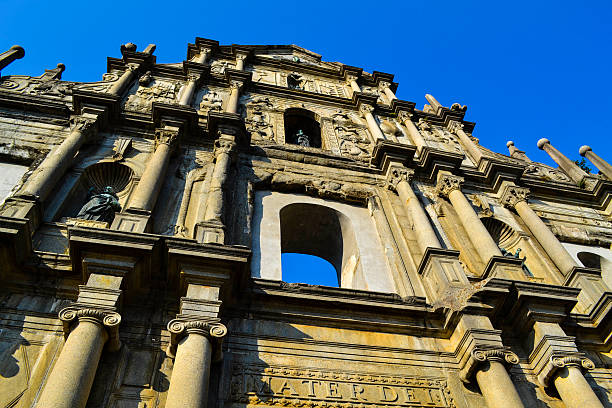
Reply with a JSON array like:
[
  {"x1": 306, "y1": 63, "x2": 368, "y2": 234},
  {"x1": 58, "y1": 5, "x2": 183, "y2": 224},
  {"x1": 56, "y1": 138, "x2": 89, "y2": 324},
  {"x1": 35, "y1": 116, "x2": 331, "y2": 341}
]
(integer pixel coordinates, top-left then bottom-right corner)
[
  {"x1": 469, "y1": 350, "x2": 525, "y2": 408},
  {"x1": 19, "y1": 116, "x2": 98, "y2": 202},
  {"x1": 165, "y1": 320, "x2": 227, "y2": 408},
  {"x1": 108, "y1": 64, "x2": 138, "y2": 96},
  {"x1": 235, "y1": 52, "x2": 248, "y2": 71},
  {"x1": 35, "y1": 307, "x2": 121, "y2": 408},
  {"x1": 359, "y1": 104, "x2": 385, "y2": 142},
  {"x1": 537, "y1": 138, "x2": 587, "y2": 184},
  {"x1": 425, "y1": 94, "x2": 442, "y2": 113},
  {"x1": 500, "y1": 185, "x2": 578, "y2": 276},
  {"x1": 0, "y1": 45, "x2": 25, "y2": 72},
  {"x1": 580, "y1": 145, "x2": 612, "y2": 179},
  {"x1": 387, "y1": 166, "x2": 441, "y2": 253},
  {"x1": 128, "y1": 127, "x2": 178, "y2": 211},
  {"x1": 449, "y1": 121, "x2": 483, "y2": 163},
  {"x1": 197, "y1": 136, "x2": 236, "y2": 243},
  {"x1": 398, "y1": 111, "x2": 427, "y2": 151},
  {"x1": 506, "y1": 141, "x2": 531, "y2": 162},
  {"x1": 346, "y1": 74, "x2": 361, "y2": 94},
  {"x1": 379, "y1": 81, "x2": 396, "y2": 103},
  {"x1": 437, "y1": 173, "x2": 502, "y2": 264},
  {"x1": 551, "y1": 358, "x2": 603, "y2": 408},
  {"x1": 192, "y1": 47, "x2": 211, "y2": 64},
  {"x1": 179, "y1": 74, "x2": 199, "y2": 106},
  {"x1": 225, "y1": 80, "x2": 243, "y2": 114}
]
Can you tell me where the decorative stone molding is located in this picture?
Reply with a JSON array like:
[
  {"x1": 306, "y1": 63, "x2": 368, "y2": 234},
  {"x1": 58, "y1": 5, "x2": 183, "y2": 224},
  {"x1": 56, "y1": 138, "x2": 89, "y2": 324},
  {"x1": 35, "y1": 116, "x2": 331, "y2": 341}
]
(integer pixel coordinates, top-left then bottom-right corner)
[
  {"x1": 397, "y1": 110, "x2": 413, "y2": 122},
  {"x1": 447, "y1": 120, "x2": 464, "y2": 134},
  {"x1": 70, "y1": 116, "x2": 98, "y2": 136},
  {"x1": 59, "y1": 306, "x2": 122, "y2": 351},
  {"x1": 538, "y1": 353, "x2": 595, "y2": 386},
  {"x1": 229, "y1": 80, "x2": 244, "y2": 91},
  {"x1": 500, "y1": 185, "x2": 530, "y2": 209},
  {"x1": 378, "y1": 80, "x2": 391, "y2": 90},
  {"x1": 166, "y1": 318, "x2": 228, "y2": 358},
  {"x1": 386, "y1": 166, "x2": 414, "y2": 192},
  {"x1": 154, "y1": 128, "x2": 179, "y2": 150},
  {"x1": 436, "y1": 174, "x2": 464, "y2": 198},
  {"x1": 460, "y1": 348, "x2": 520, "y2": 383}
]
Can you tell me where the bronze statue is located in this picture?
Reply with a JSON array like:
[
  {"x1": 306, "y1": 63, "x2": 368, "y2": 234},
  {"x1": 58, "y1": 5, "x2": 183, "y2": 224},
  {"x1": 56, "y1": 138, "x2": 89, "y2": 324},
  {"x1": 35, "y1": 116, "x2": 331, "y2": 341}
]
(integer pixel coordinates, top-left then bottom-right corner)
[
  {"x1": 295, "y1": 129, "x2": 310, "y2": 147},
  {"x1": 76, "y1": 186, "x2": 121, "y2": 223}
]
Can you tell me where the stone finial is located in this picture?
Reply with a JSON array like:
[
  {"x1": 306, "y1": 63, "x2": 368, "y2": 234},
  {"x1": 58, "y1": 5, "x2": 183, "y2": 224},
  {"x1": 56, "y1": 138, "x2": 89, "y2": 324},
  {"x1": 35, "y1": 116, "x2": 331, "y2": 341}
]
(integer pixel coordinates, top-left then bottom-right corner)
[
  {"x1": 386, "y1": 166, "x2": 414, "y2": 192},
  {"x1": 579, "y1": 145, "x2": 592, "y2": 156},
  {"x1": 121, "y1": 42, "x2": 137, "y2": 53},
  {"x1": 500, "y1": 185, "x2": 530, "y2": 209},
  {"x1": 143, "y1": 44, "x2": 156, "y2": 54},
  {"x1": 537, "y1": 138, "x2": 550, "y2": 149},
  {"x1": 0, "y1": 45, "x2": 25, "y2": 72},
  {"x1": 436, "y1": 173, "x2": 464, "y2": 198}
]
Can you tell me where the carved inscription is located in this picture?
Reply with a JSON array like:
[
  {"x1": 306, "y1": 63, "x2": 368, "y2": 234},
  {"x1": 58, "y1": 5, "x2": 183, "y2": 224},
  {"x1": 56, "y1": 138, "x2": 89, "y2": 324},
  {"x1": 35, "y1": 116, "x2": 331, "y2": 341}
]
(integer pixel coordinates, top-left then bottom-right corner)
[{"x1": 229, "y1": 365, "x2": 454, "y2": 408}]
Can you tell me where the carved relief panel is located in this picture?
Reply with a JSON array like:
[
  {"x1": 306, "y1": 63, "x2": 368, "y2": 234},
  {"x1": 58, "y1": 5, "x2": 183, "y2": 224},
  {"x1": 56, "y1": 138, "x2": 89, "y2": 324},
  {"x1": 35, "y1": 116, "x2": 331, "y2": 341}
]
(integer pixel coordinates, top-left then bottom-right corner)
[
  {"x1": 416, "y1": 120, "x2": 463, "y2": 154},
  {"x1": 250, "y1": 67, "x2": 348, "y2": 98},
  {"x1": 195, "y1": 86, "x2": 227, "y2": 116},
  {"x1": 331, "y1": 110, "x2": 372, "y2": 160},
  {"x1": 123, "y1": 77, "x2": 182, "y2": 113},
  {"x1": 210, "y1": 59, "x2": 236, "y2": 75}
]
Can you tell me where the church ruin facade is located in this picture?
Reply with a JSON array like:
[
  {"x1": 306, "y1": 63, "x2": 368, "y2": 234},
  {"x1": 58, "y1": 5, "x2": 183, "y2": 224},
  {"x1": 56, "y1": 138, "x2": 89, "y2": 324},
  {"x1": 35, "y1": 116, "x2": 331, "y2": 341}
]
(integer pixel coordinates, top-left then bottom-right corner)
[{"x1": 1, "y1": 38, "x2": 612, "y2": 407}]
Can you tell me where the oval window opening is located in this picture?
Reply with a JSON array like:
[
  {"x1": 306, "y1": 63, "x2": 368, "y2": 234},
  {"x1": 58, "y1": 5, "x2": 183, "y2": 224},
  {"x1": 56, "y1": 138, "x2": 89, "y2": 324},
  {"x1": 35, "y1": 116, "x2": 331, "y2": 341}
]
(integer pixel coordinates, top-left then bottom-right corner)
[{"x1": 281, "y1": 253, "x2": 339, "y2": 287}]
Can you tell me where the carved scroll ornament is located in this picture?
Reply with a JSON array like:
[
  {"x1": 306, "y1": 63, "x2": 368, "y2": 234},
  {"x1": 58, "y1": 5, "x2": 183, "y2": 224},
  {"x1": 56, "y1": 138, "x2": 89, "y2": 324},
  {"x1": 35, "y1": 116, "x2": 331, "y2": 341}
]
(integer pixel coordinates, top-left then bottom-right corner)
[{"x1": 59, "y1": 306, "x2": 122, "y2": 351}]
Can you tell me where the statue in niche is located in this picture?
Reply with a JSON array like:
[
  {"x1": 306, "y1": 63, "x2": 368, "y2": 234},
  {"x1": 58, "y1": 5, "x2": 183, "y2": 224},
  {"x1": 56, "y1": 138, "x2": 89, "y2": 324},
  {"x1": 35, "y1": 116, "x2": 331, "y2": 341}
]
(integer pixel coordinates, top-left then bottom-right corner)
[
  {"x1": 295, "y1": 129, "x2": 310, "y2": 147},
  {"x1": 76, "y1": 186, "x2": 121, "y2": 224},
  {"x1": 501, "y1": 247, "x2": 533, "y2": 276},
  {"x1": 287, "y1": 73, "x2": 305, "y2": 90}
]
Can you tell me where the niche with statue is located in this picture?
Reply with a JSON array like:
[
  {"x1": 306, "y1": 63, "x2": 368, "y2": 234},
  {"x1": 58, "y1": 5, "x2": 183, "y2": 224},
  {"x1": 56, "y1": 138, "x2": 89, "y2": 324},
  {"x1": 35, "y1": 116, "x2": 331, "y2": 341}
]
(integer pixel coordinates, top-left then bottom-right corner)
[{"x1": 60, "y1": 161, "x2": 135, "y2": 228}]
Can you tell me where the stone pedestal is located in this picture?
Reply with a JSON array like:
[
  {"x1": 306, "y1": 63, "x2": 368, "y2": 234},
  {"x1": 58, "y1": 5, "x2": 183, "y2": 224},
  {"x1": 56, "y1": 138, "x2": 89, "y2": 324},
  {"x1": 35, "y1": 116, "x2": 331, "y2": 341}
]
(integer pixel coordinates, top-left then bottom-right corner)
[
  {"x1": 418, "y1": 248, "x2": 470, "y2": 304},
  {"x1": 564, "y1": 266, "x2": 611, "y2": 314}
]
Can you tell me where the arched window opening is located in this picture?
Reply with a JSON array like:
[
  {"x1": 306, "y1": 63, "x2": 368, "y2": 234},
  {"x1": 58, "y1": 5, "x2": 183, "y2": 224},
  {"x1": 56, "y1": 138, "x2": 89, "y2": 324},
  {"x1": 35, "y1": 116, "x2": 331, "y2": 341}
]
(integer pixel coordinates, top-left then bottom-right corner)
[
  {"x1": 284, "y1": 108, "x2": 321, "y2": 148},
  {"x1": 281, "y1": 253, "x2": 338, "y2": 287},
  {"x1": 279, "y1": 203, "x2": 360, "y2": 287},
  {"x1": 578, "y1": 252, "x2": 602, "y2": 270}
]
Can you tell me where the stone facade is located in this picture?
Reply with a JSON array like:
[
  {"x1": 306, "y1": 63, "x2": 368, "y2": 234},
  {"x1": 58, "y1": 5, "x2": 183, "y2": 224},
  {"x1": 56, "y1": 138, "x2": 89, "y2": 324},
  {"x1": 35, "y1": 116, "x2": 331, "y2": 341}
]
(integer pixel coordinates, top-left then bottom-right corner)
[{"x1": 0, "y1": 38, "x2": 612, "y2": 408}]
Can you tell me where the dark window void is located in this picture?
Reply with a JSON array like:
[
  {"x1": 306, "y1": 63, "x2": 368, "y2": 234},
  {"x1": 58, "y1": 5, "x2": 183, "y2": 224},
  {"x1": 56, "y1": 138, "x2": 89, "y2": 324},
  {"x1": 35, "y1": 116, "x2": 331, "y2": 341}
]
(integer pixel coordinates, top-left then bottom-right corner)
[
  {"x1": 284, "y1": 108, "x2": 321, "y2": 148},
  {"x1": 578, "y1": 252, "x2": 602, "y2": 270},
  {"x1": 279, "y1": 203, "x2": 360, "y2": 288}
]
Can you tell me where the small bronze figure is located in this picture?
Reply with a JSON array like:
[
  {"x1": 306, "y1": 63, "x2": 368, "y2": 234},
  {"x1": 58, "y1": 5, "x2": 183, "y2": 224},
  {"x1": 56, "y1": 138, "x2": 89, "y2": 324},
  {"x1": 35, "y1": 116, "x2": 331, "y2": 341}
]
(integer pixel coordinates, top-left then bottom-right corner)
[{"x1": 76, "y1": 186, "x2": 121, "y2": 224}]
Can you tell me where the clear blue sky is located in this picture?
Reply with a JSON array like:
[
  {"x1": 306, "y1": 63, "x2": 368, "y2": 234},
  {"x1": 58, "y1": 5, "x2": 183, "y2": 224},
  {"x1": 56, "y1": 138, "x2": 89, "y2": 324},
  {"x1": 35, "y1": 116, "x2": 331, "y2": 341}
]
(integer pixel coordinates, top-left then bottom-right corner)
[{"x1": 2, "y1": 1, "x2": 611, "y2": 286}]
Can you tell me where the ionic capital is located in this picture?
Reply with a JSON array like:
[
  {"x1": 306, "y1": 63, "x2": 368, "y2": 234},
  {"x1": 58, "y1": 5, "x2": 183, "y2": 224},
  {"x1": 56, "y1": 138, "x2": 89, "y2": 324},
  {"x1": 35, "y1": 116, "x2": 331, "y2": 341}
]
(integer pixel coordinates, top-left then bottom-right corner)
[
  {"x1": 378, "y1": 80, "x2": 392, "y2": 90},
  {"x1": 460, "y1": 347, "x2": 519, "y2": 383},
  {"x1": 346, "y1": 73, "x2": 359, "y2": 82},
  {"x1": 167, "y1": 318, "x2": 228, "y2": 358},
  {"x1": 500, "y1": 185, "x2": 530, "y2": 209},
  {"x1": 155, "y1": 128, "x2": 179, "y2": 150},
  {"x1": 187, "y1": 73, "x2": 200, "y2": 82},
  {"x1": 436, "y1": 174, "x2": 464, "y2": 198},
  {"x1": 235, "y1": 53, "x2": 248, "y2": 62},
  {"x1": 386, "y1": 166, "x2": 414, "y2": 192},
  {"x1": 538, "y1": 353, "x2": 595, "y2": 386},
  {"x1": 58, "y1": 306, "x2": 122, "y2": 351},
  {"x1": 359, "y1": 104, "x2": 375, "y2": 115}
]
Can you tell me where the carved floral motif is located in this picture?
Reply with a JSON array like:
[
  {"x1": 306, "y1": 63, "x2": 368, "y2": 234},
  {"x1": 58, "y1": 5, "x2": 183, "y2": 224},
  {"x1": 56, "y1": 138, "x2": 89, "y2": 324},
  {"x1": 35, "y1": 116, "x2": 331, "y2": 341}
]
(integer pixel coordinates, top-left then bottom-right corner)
[
  {"x1": 500, "y1": 186, "x2": 530, "y2": 209},
  {"x1": 124, "y1": 80, "x2": 181, "y2": 113}
]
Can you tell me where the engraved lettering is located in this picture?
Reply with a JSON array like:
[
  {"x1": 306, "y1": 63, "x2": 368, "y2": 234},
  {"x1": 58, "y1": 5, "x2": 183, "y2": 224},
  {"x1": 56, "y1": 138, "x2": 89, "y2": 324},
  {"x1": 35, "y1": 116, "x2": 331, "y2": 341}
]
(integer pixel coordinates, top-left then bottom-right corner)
[
  {"x1": 350, "y1": 384, "x2": 367, "y2": 401},
  {"x1": 403, "y1": 388, "x2": 416, "y2": 402},
  {"x1": 301, "y1": 380, "x2": 320, "y2": 397},
  {"x1": 379, "y1": 386, "x2": 398, "y2": 402},
  {"x1": 278, "y1": 379, "x2": 299, "y2": 396},
  {"x1": 326, "y1": 382, "x2": 342, "y2": 398}
]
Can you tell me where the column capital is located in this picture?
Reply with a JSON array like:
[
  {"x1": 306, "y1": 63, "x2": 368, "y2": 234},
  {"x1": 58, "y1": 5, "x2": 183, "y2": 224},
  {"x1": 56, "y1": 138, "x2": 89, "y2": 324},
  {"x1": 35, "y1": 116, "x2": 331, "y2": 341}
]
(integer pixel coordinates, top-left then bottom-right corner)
[
  {"x1": 378, "y1": 80, "x2": 392, "y2": 89},
  {"x1": 155, "y1": 127, "x2": 179, "y2": 150},
  {"x1": 538, "y1": 353, "x2": 595, "y2": 386},
  {"x1": 229, "y1": 79, "x2": 244, "y2": 90},
  {"x1": 70, "y1": 116, "x2": 98, "y2": 136},
  {"x1": 58, "y1": 306, "x2": 121, "y2": 351},
  {"x1": 235, "y1": 52, "x2": 248, "y2": 62},
  {"x1": 214, "y1": 136, "x2": 236, "y2": 155},
  {"x1": 187, "y1": 72, "x2": 200, "y2": 82},
  {"x1": 436, "y1": 173, "x2": 464, "y2": 198},
  {"x1": 447, "y1": 120, "x2": 464, "y2": 134},
  {"x1": 386, "y1": 166, "x2": 414, "y2": 192},
  {"x1": 460, "y1": 347, "x2": 519, "y2": 383},
  {"x1": 359, "y1": 103, "x2": 375, "y2": 115},
  {"x1": 500, "y1": 185, "x2": 530, "y2": 209},
  {"x1": 167, "y1": 318, "x2": 228, "y2": 358},
  {"x1": 397, "y1": 110, "x2": 413, "y2": 122},
  {"x1": 346, "y1": 73, "x2": 359, "y2": 82}
]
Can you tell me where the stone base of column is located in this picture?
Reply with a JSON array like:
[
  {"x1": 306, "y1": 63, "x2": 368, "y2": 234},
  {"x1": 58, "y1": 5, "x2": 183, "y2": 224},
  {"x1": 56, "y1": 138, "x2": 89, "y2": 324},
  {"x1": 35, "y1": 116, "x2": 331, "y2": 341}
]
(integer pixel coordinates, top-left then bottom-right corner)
[
  {"x1": 111, "y1": 210, "x2": 151, "y2": 233},
  {"x1": 417, "y1": 248, "x2": 470, "y2": 305},
  {"x1": 0, "y1": 196, "x2": 38, "y2": 276},
  {"x1": 564, "y1": 266, "x2": 611, "y2": 314},
  {"x1": 195, "y1": 220, "x2": 226, "y2": 244},
  {"x1": 482, "y1": 256, "x2": 526, "y2": 280}
]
